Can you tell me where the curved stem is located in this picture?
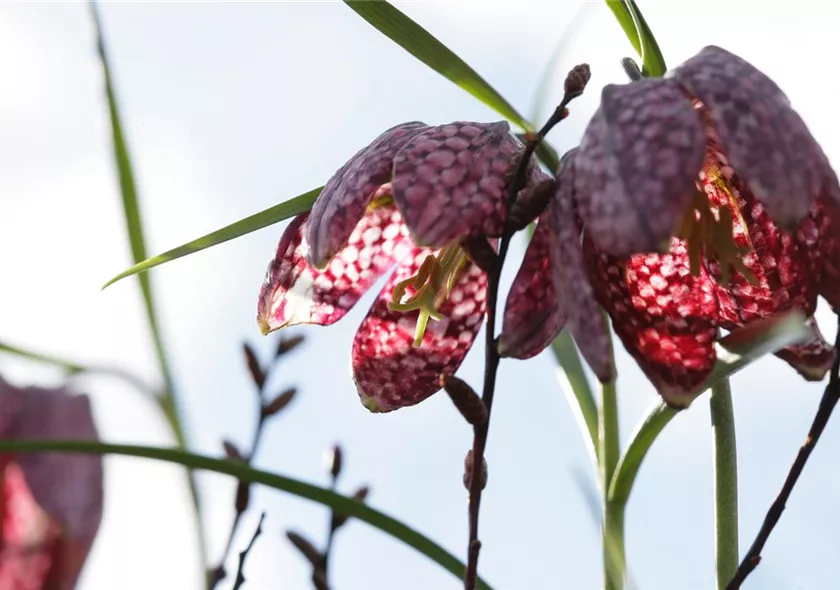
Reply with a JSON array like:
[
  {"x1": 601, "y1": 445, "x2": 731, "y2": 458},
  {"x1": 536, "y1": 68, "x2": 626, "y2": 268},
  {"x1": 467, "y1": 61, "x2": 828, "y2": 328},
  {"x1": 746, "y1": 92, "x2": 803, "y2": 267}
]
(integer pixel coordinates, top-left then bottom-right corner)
[
  {"x1": 710, "y1": 378, "x2": 739, "y2": 589},
  {"x1": 599, "y1": 380, "x2": 623, "y2": 590}
]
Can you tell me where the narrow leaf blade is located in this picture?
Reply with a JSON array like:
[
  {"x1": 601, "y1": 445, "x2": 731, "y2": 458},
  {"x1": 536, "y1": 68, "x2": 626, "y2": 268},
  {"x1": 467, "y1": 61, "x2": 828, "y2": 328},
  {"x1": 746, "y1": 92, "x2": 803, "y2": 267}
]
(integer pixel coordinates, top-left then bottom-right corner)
[
  {"x1": 344, "y1": 0, "x2": 530, "y2": 130},
  {"x1": 0, "y1": 441, "x2": 493, "y2": 590},
  {"x1": 605, "y1": 0, "x2": 667, "y2": 77},
  {"x1": 102, "y1": 188, "x2": 321, "y2": 289}
]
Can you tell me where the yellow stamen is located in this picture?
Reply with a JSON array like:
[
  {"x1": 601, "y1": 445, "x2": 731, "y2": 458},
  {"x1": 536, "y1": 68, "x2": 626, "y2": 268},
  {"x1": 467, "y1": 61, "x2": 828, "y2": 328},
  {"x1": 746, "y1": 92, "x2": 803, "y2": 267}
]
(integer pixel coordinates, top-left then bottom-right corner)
[
  {"x1": 676, "y1": 164, "x2": 759, "y2": 286},
  {"x1": 387, "y1": 245, "x2": 469, "y2": 347}
]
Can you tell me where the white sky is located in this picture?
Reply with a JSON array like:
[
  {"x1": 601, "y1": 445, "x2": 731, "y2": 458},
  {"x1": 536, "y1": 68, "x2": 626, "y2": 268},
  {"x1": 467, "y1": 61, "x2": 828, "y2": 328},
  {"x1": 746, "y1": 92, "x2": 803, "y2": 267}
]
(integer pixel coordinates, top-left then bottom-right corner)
[{"x1": 1, "y1": 1, "x2": 840, "y2": 589}]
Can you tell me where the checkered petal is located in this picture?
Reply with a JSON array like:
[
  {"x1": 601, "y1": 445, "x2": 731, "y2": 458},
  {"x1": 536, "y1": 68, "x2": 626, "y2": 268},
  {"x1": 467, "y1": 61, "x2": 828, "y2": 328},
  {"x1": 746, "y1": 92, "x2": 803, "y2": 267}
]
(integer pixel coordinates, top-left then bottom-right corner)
[
  {"x1": 306, "y1": 122, "x2": 428, "y2": 267},
  {"x1": 258, "y1": 200, "x2": 412, "y2": 334},
  {"x1": 352, "y1": 248, "x2": 487, "y2": 412}
]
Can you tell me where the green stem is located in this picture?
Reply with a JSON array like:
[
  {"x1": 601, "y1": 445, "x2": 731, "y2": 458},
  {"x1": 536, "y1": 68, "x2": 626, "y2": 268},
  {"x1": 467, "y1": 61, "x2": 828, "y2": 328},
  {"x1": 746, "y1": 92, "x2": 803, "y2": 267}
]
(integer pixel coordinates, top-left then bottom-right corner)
[
  {"x1": 599, "y1": 380, "x2": 623, "y2": 590},
  {"x1": 710, "y1": 378, "x2": 739, "y2": 588}
]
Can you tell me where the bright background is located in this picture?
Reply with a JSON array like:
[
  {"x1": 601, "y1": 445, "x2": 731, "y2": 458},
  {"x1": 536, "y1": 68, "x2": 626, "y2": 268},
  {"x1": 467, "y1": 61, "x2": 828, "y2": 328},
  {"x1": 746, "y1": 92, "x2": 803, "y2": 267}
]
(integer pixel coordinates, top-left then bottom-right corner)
[{"x1": 2, "y1": 1, "x2": 839, "y2": 589}]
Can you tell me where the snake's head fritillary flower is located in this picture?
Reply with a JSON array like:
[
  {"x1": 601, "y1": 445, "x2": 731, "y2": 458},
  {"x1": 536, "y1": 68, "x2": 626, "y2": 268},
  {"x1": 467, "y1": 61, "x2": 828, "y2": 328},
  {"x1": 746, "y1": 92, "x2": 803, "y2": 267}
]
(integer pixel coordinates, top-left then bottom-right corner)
[
  {"x1": 0, "y1": 378, "x2": 103, "y2": 589},
  {"x1": 258, "y1": 121, "x2": 549, "y2": 412},
  {"x1": 561, "y1": 45, "x2": 840, "y2": 407}
]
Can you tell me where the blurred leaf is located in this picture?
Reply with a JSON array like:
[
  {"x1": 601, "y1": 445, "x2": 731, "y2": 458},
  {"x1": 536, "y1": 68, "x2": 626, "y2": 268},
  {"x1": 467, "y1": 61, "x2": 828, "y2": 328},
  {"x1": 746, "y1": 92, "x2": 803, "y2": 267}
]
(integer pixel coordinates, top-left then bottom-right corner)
[
  {"x1": 0, "y1": 342, "x2": 84, "y2": 374},
  {"x1": 91, "y1": 5, "x2": 179, "y2": 417},
  {"x1": 103, "y1": 187, "x2": 321, "y2": 289},
  {"x1": 605, "y1": 0, "x2": 667, "y2": 77},
  {"x1": 223, "y1": 440, "x2": 245, "y2": 462},
  {"x1": 608, "y1": 311, "x2": 810, "y2": 507},
  {"x1": 344, "y1": 0, "x2": 531, "y2": 130},
  {"x1": 242, "y1": 343, "x2": 266, "y2": 389},
  {"x1": 0, "y1": 440, "x2": 493, "y2": 590},
  {"x1": 262, "y1": 388, "x2": 298, "y2": 417},
  {"x1": 286, "y1": 530, "x2": 323, "y2": 566},
  {"x1": 550, "y1": 313, "x2": 598, "y2": 464}
]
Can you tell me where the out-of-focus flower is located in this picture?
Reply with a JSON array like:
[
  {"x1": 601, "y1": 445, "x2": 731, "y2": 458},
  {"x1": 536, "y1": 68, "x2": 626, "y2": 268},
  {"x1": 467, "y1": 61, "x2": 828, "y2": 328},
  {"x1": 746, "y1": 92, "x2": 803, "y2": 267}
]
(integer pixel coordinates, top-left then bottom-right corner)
[
  {"x1": 258, "y1": 121, "x2": 549, "y2": 412},
  {"x1": 507, "y1": 45, "x2": 840, "y2": 407},
  {"x1": 0, "y1": 377, "x2": 103, "y2": 589}
]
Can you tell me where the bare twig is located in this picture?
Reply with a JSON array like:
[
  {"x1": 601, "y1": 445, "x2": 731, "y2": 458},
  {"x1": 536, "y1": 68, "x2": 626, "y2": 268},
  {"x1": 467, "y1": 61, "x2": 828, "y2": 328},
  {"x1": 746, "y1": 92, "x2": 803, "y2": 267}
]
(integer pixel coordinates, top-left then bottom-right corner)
[
  {"x1": 210, "y1": 339, "x2": 300, "y2": 588},
  {"x1": 232, "y1": 512, "x2": 266, "y2": 590},
  {"x1": 462, "y1": 64, "x2": 590, "y2": 590},
  {"x1": 725, "y1": 317, "x2": 840, "y2": 589}
]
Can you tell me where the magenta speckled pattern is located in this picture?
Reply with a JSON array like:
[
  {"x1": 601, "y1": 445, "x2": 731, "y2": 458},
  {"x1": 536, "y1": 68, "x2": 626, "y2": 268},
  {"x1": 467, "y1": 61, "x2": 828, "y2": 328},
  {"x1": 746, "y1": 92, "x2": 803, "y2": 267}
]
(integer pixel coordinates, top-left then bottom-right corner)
[
  {"x1": 352, "y1": 249, "x2": 487, "y2": 412},
  {"x1": 0, "y1": 378, "x2": 102, "y2": 589},
  {"x1": 673, "y1": 46, "x2": 826, "y2": 227},
  {"x1": 498, "y1": 217, "x2": 564, "y2": 360},
  {"x1": 575, "y1": 77, "x2": 706, "y2": 257},
  {"x1": 391, "y1": 121, "x2": 527, "y2": 248},
  {"x1": 584, "y1": 238, "x2": 720, "y2": 408},
  {"x1": 258, "y1": 202, "x2": 412, "y2": 332},
  {"x1": 306, "y1": 122, "x2": 428, "y2": 268},
  {"x1": 798, "y1": 177, "x2": 840, "y2": 311}
]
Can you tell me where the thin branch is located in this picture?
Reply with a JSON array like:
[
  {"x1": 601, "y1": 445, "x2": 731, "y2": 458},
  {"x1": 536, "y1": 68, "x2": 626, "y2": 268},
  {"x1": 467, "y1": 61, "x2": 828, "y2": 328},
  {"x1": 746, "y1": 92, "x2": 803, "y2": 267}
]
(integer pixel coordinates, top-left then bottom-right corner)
[
  {"x1": 725, "y1": 316, "x2": 840, "y2": 589},
  {"x1": 462, "y1": 67, "x2": 588, "y2": 590},
  {"x1": 232, "y1": 512, "x2": 266, "y2": 590}
]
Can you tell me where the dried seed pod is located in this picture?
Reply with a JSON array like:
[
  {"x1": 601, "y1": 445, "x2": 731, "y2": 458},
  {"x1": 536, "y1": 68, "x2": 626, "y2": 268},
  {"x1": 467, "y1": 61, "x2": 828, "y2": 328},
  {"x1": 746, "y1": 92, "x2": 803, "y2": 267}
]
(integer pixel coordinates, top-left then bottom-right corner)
[
  {"x1": 564, "y1": 63, "x2": 591, "y2": 98},
  {"x1": 286, "y1": 530, "x2": 322, "y2": 567},
  {"x1": 242, "y1": 342, "x2": 266, "y2": 389},
  {"x1": 460, "y1": 237, "x2": 498, "y2": 273},
  {"x1": 507, "y1": 179, "x2": 555, "y2": 232},
  {"x1": 262, "y1": 387, "x2": 297, "y2": 417},
  {"x1": 325, "y1": 444, "x2": 343, "y2": 479},
  {"x1": 276, "y1": 334, "x2": 305, "y2": 357},
  {"x1": 463, "y1": 449, "x2": 488, "y2": 491},
  {"x1": 441, "y1": 375, "x2": 488, "y2": 426},
  {"x1": 222, "y1": 440, "x2": 244, "y2": 462}
]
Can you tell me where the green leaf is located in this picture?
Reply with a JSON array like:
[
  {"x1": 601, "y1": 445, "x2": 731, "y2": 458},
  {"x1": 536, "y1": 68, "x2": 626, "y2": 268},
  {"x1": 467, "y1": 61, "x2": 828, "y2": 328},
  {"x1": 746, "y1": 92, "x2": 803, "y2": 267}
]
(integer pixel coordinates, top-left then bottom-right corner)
[
  {"x1": 608, "y1": 400, "x2": 677, "y2": 506},
  {"x1": 0, "y1": 440, "x2": 493, "y2": 590},
  {"x1": 102, "y1": 187, "x2": 321, "y2": 289},
  {"x1": 605, "y1": 0, "x2": 667, "y2": 77},
  {"x1": 608, "y1": 310, "x2": 810, "y2": 507},
  {"x1": 551, "y1": 326, "x2": 599, "y2": 465},
  {"x1": 91, "y1": 3, "x2": 181, "y2": 431},
  {"x1": 344, "y1": 0, "x2": 531, "y2": 131}
]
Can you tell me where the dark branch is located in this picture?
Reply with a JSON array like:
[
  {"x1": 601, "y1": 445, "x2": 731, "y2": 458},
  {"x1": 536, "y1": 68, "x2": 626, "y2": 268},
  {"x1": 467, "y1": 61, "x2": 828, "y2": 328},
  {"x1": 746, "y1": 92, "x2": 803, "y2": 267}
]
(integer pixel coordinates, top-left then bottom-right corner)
[
  {"x1": 726, "y1": 316, "x2": 840, "y2": 589},
  {"x1": 232, "y1": 512, "x2": 266, "y2": 590},
  {"x1": 462, "y1": 64, "x2": 589, "y2": 590}
]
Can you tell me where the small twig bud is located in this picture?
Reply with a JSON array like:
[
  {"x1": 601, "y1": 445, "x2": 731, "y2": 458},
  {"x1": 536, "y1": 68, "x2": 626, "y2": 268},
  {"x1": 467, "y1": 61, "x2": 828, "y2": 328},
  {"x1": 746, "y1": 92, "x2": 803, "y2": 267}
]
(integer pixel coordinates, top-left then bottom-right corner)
[
  {"x1": 621, "y1": 57, "x2": 643, "y2": 81},
  {"x1": 564, "y1": 63, "x2": 591, "y2": 99},
  {"x1": 441, "y1": 375, "x2": 488, "y2": 426},
  {"x1": 276, "y1": 334, "x2": 305, "y2": 357},
  {"x1": 262, "y1": 387, "x2": 297, "y2": 417},
  {"x1": 507, "y1": 179, "x2": 555, "y2": 232},
  {"x1": 460, "y1": 237, "x2": 498, "y2": 273},
  {"x1": 234, "y1": 481, "x2": 251, "y2": 514},
  {"x1": 324, "y1": 444, "x2": 343, "y2": 479},
  {"x1": 222, "y1": 440, "x2": 245, "y2": 462},
  {"x1": 463, "y1": 450, "x2": 488, "y2": 491},
  {"x1": 286, "y1": 530, "x2": 323, "y2": 567},
  {"x1": 209, "y1": 566, "x2": 226, "y2": 587},
  {"x1": 242, "y1": 343, "x2": 266, "y2": 389},
  {"x1": 331, "y1": 485, "x2": 371, "y2": 529}
]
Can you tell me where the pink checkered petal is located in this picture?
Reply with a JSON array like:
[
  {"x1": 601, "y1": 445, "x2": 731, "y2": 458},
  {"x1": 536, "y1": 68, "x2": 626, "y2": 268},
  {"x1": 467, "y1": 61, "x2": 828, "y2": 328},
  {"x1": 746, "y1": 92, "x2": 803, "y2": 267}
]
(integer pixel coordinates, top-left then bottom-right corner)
[
  {"x1": 498, "y1": 218, "x2": 565, "y2": 360},
  {"x1": 392, "y1": 121, "x2": 526, "y2": 248},
  {"x1": 551, "y1": 153, "x2": 615, "y2": 381},
  {"x1": 774, "y1": 316, "x2": 836, "y2": 381},
  {"x1": 307, "y1": 122, "x2": 427, "y2": 267},
  {"x1": 258, "y1": 204, "x2": 411, "y2": 333},
  {"x1": 673, "y1": 46, "x2": 825, "y2": 227},
  {"x1": 798, "y1": 177, "x2": 840, "y2": 310},
  {"x1": 575, "y1": 78, "x2": 706, "y2": 257},
  {"x1": 352, "y1": 248, "x2": 487, "y2": 412}
]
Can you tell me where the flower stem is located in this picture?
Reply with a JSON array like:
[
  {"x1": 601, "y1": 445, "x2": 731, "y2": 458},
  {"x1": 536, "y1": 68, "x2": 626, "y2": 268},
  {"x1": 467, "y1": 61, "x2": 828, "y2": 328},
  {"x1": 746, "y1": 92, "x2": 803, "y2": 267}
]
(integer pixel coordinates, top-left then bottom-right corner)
[
  {"x1": 462, "y1": 91, "x2": 581, "y2": 590},
  {"x1": 710, "y1": 378, "x2": 739, "y2": 589},
  {"x1": 599, "y1": 380, "x2": 624, "y2": 590}
]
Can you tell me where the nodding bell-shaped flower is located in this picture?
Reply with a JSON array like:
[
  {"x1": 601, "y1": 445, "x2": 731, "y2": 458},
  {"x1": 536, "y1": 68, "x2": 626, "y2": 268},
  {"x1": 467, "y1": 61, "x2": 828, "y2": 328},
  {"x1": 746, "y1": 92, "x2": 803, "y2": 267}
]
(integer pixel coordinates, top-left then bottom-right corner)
[
  {"x1": 258, "y1": 121, "x2": 549, "y2": 412},
  {"x1": 0, "y1": 378, "x2": 103, "y2": 589},
  {"x1": 503, "y1": 45, "x2": 840, "y2": 408}
]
